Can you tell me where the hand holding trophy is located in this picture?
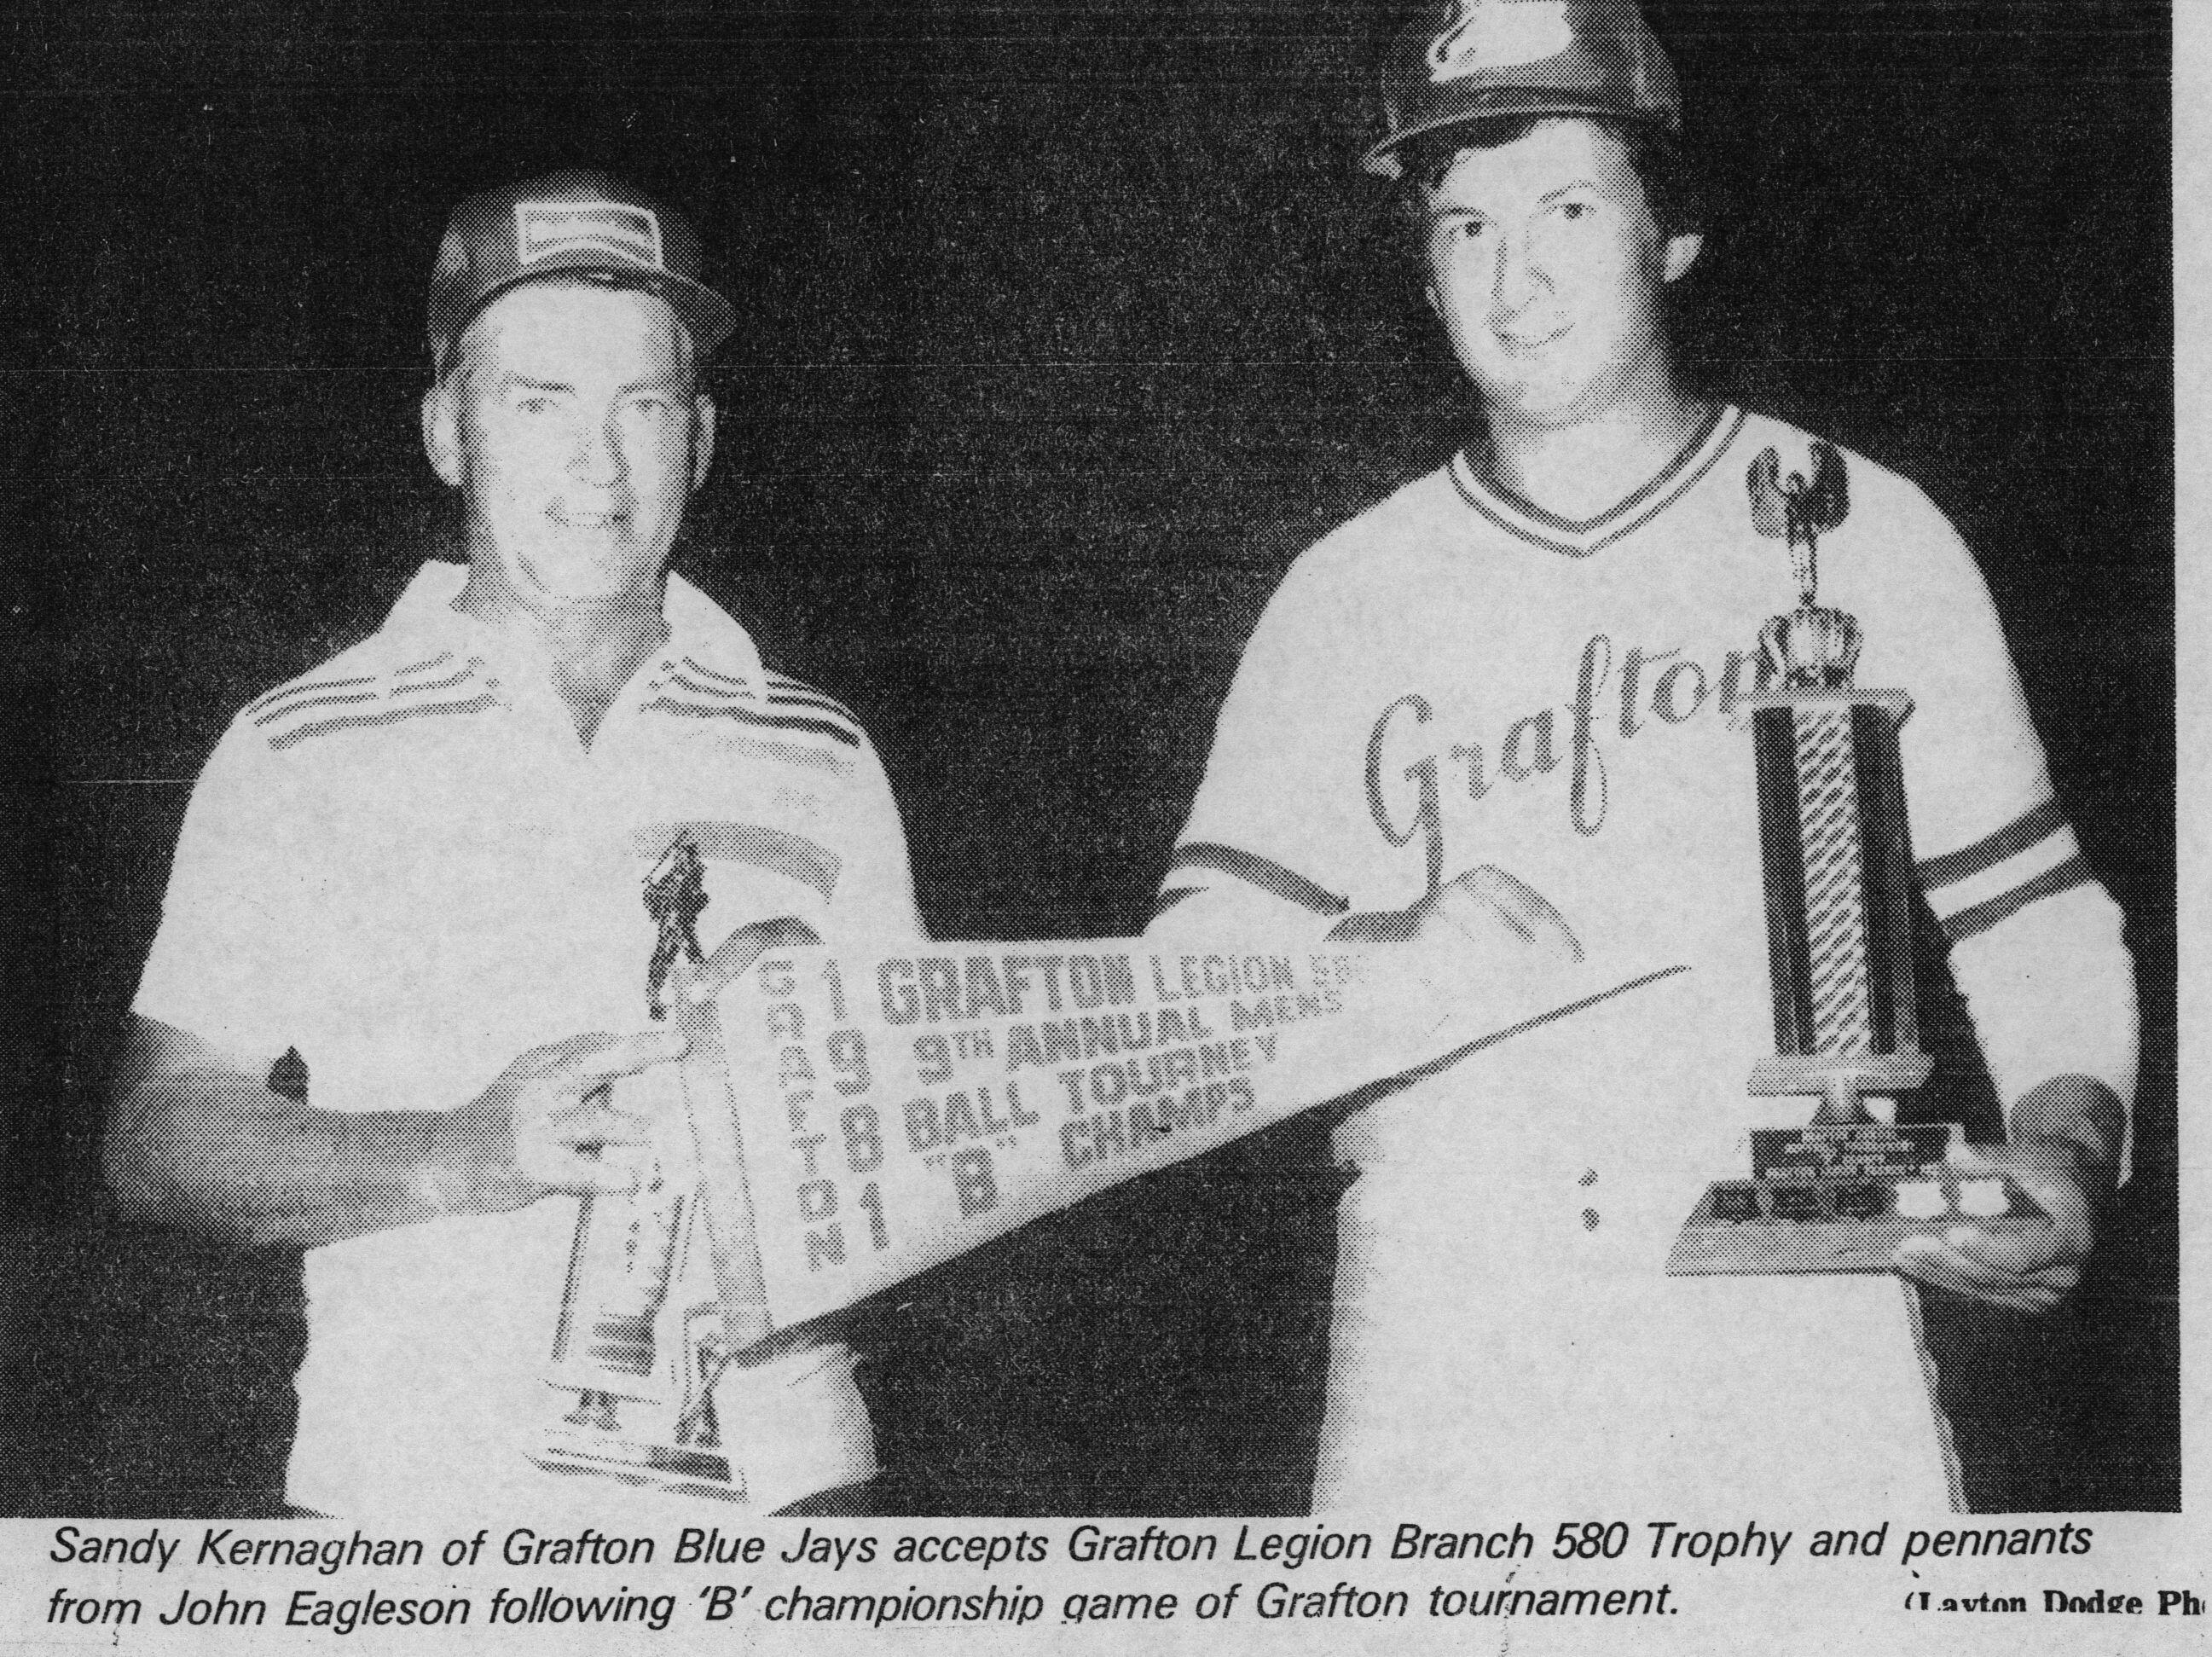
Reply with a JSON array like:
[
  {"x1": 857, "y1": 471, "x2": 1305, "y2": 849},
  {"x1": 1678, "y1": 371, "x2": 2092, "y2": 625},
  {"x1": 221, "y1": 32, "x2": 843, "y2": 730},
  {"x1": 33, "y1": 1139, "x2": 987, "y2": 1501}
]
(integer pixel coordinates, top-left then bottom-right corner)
[
  {"x1": 1668, "y1": 447, "x2": 2061, "y2": 1276},
  {"x1": 533, "y1": 848, "x2": 829, "y2": 1503}
]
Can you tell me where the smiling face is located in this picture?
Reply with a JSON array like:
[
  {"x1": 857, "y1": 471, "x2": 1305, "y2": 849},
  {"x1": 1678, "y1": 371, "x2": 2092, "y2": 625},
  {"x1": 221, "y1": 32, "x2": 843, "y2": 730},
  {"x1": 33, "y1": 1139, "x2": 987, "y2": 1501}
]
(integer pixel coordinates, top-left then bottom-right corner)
[
  {"x1": 1419, "y1": 118, "x2": 1700, "y2": 426},
  {"x1": 425, "y1": 280, "x2": 715, "y2": 607}
]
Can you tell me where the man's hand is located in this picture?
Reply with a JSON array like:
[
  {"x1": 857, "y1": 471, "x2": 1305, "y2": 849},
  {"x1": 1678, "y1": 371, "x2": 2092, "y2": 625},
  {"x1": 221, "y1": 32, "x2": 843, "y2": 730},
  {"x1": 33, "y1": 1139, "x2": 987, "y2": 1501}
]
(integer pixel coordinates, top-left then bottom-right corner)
[
  {"x1": 1892, "y1": 1134, "x2": 2097, "y2": 1314},
  {"x1": 107, "y1": 1016, "x2": 695, "y2": 1249},
  {"x1": 1425, "y1": 865, "x2": 1584, "y2": 963},
  {"x1": 428, "y1": 1030, "x2": 691, "y2": 1215},
  {"x1": 1330, "y1": 864, "x2": 1584, "y2": 963}
]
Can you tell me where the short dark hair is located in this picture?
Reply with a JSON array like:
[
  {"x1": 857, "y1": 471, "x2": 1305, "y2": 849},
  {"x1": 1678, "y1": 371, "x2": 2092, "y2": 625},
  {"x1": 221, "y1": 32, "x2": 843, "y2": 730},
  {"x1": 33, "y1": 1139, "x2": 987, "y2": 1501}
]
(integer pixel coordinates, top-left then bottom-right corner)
[{"x1": 1393, "y1": 114, "x2": 1710, "y2": 242}]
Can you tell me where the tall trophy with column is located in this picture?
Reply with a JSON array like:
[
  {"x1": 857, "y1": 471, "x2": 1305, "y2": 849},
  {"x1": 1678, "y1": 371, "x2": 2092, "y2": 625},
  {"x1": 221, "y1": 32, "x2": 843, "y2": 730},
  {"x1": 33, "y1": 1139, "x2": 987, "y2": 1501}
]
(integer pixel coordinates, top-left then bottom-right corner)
[{"x1": 1668, "y1": 443, "x2": 2054, "y2": 1274}]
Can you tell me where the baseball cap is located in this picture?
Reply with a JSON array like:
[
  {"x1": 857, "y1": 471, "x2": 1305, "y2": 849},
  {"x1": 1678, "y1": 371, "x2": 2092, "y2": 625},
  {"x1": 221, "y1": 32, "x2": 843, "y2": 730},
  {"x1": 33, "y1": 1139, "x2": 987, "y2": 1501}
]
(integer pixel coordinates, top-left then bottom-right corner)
[
  {"x1": 426, "y1": 170, "x2": 737, "y2": 374},
  {"x1": 1364, "y1": 0, "x2": 1682, "y2": 180}
]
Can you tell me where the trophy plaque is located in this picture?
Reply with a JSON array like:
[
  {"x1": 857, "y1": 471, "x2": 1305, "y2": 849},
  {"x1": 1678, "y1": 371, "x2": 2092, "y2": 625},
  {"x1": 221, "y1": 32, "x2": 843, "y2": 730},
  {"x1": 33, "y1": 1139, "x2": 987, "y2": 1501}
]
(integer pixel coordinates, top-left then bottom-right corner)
[{"x1": 1667, "y1": 446, "x2": 2055, "y2": 1275}]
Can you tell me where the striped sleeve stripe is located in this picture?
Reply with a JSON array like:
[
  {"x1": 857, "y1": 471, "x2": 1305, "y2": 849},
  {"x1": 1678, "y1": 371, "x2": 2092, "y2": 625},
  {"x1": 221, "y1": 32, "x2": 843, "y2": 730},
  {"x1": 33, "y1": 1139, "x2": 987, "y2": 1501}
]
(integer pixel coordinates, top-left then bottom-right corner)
[
  {"x1": 1917, "y1": 797, "x2": 2070, "y2": 891},
  {"x1": 257, "y1": 658, "x2": 486, "y2": 727},
  {"x1": 698, "y1": 657, "x2": 865, "y2": 727},
  {"x1": 680, "y1": 655, "x2": 752, "y2": 691},
  {"x1": 768, "y1": 690, "x2": 855, "y2": 716},
  {"x1": 1917, "y1": 799, "x2": 2089, "y2": 937},
  {"x1": 765, "y1": 677, "x2": 863, "y2": 725},
  {"x1": 252, "y1": 688, "x2": 379, "y2": 727},
  {"x1": 391, "y1": 663, "x2": 478, "y2": 697},
  {"x1": 642, "y1": 697, "x2": 863, "y2": 748},
  {"x1": 664, "y1": 669, "x2": 753, "y2": 702},
  {"x1": 671, "y1": 669, "x2": 870, "y2": 737},
  {"x1": 1941, "y1": 855, "x2": 2096, "y2": 944},
  {"x1": 246, "y1": 651, "x2": 460, "y2": 721},
  {"x1": 767, "y1": 697, "x2": 866, "y2": 733},
  {"x1": 245, "y1": 670, "x2": 378, "y2": 716},
  {"x1": 267, "y1": 692, "x2": 500, "y2": 752},
  {"x1": 1925, "y1": 821, "x2": 2083, "y2": 924},
  {"x1": 1164, "y1": 843, "x2": 1349, "y2": 917}
]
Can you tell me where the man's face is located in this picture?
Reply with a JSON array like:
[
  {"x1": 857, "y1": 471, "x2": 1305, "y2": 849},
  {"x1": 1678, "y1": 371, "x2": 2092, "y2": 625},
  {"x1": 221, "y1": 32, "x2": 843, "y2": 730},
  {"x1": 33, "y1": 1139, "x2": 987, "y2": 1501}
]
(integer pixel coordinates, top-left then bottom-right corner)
[
  {"x1": 428, "y1": 281, "x2": 715, "y2": 605},
  {"x1": 1420, "y1": 119, "x2": 1696, "y2": 425}
]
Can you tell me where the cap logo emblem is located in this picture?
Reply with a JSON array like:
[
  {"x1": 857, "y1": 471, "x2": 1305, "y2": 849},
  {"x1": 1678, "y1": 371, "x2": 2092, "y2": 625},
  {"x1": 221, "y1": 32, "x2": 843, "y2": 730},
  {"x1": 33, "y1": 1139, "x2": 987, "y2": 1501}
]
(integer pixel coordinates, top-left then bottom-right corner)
[
  {"x1": 1427, "y1": 0, "x2": 1573, "y2": 83},
  {"x1": 513, "y1": 200, "x2": 664, "y2": 270}
]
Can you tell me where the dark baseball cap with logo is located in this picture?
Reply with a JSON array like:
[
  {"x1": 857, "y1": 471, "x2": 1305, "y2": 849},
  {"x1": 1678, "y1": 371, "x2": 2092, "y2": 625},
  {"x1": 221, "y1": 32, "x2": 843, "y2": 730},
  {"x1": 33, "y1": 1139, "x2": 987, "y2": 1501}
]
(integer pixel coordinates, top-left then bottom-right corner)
[
  {"x1": 425, "y1": 170, "x2": 737, "y2": 374},
  {"x1": 1364, "y1": 0, "x2": 1681, "y2": 180}
]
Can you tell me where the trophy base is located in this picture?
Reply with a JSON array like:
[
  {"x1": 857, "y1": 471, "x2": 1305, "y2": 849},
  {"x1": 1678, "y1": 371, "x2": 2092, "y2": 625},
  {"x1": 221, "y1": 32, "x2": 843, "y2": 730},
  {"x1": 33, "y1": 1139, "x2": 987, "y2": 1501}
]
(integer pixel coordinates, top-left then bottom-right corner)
[
  {"x1": 529, "y1": 1377, "x2": 750, "y2": 1504},
  {"x1": 530, "y1": 1428, "x2": 750, "y2": 1504},
  {"x1": 1667, "y1": 1121, "x2": 2055, "y2": 1277}
]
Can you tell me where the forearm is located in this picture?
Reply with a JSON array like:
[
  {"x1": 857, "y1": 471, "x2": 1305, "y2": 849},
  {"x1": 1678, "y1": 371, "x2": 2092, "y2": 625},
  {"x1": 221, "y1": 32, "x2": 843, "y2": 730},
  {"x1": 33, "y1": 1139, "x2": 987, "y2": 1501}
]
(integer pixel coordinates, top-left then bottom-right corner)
[
  {"x1": 107, "y1": 1063, "x2": 456, "y2": 1249},
  {"x1": 1944, "y1": 880, "x2": 2137, "y2": 1184}
]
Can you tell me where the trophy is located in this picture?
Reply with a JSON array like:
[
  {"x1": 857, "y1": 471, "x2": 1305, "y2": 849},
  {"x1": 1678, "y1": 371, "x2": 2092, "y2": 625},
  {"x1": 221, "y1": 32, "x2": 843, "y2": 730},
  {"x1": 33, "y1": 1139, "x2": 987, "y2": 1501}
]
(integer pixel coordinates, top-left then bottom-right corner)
[
  {"x1": 1668, "y1": 445, "x2": 2054, "y2": 1275},
  {"x1": 532, "y1": 841, "x2": 796, "y2": 1500}
]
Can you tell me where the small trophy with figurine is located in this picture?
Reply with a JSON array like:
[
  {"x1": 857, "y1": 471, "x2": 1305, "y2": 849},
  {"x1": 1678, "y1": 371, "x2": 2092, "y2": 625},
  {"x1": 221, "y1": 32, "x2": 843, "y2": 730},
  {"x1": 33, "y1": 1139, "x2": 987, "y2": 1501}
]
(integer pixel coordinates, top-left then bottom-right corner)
[
  {"x1": 644, "y1": 840, "x2": 709, "y2": 1022},
  {"x1": 532, "y1": 836, "x2": 785, "y2": 1500},
  {"x1": 1668, "y1": 444, "x2": 2056, "y2": 1274}
]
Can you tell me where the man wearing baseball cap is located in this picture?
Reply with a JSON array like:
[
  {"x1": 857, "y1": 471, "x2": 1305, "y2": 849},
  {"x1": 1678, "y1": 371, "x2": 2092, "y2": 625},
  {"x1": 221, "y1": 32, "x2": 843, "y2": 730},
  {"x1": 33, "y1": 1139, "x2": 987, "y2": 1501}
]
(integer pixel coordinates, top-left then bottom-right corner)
[
  {"x1": 1151, "y1": 0, "x2": 2134, "y2": 1509},
  {"x1": 108, "y1": 171, "x2": 920, "y2": 1518}
]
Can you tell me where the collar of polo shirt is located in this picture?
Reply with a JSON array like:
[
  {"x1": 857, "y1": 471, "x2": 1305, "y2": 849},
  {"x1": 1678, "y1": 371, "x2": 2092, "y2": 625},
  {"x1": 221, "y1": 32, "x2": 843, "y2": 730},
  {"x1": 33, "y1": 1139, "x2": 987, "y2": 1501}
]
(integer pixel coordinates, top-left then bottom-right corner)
[{"x1": 382, "y1": 559, "x2": 766, "y2": 696}]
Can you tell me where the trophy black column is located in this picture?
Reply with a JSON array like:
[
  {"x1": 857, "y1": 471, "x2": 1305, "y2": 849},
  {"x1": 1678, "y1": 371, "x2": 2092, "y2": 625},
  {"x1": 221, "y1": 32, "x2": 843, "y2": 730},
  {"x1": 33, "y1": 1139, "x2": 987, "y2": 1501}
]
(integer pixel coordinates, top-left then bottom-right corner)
[{"x1": 1751, "y1": 698, "x2": 1921, "y2": 1077}]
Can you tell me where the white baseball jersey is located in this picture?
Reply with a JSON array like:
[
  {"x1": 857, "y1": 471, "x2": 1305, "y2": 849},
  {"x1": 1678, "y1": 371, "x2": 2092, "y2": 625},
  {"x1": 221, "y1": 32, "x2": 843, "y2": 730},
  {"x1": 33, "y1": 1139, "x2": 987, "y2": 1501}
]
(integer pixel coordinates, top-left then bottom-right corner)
[
  {"x1": 136, "y1": 560, "x2": 922, "y2": 1520},
  {"x1": 1155, "y1": 407, "x2": 2135, "y2": 1513}
]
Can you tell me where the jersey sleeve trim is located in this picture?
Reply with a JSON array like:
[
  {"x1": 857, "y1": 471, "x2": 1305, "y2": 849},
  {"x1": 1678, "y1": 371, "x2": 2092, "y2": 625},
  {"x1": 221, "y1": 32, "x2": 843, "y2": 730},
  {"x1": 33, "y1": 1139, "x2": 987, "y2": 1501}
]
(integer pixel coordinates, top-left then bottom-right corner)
[
  {"x1": 253, "y1": 688, "x2": 381, "y2": 726},
  {"x1": 1917, "y1": 797, "x2": 2068, "y2": 889},
  {"x1": 1915, "y1": 797, "x2": 2094, "y2": 941},
  {"x1": 1939, "y1": 853, "x2": 2094, "y2": 946},
  {"x1": 762, "y1": 672, "x2": 866, "y2": 727},
  {"x1": 1164, "y1": 843, "x2": 1350, "y2": 918},
  {"x1": 265, "y1": 692, "x2": 501, "y2": 752},
  {"x1": 1150, "y1": 886, "x2": 1201, "y2": 921},
  {"x1": 640, "y1": 695, "x2": 863, "y2": 749},
  {"x1": 677, "y1": 653, "x2": 753, "y2": 691},
  {"x1": 244, "y1": 669, "x2": 379, "y2": 718}
]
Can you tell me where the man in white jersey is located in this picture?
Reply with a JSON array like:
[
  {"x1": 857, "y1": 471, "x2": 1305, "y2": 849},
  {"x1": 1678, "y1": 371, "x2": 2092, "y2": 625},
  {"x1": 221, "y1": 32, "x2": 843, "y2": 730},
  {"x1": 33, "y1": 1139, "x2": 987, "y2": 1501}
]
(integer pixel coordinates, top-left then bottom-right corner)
[
  {"x1": 1150, "y1": 0, "x2": 2135, "y2": 1511},
  {"x1": 106, "y1": 171, "x2": 920, "y2": 1519}
]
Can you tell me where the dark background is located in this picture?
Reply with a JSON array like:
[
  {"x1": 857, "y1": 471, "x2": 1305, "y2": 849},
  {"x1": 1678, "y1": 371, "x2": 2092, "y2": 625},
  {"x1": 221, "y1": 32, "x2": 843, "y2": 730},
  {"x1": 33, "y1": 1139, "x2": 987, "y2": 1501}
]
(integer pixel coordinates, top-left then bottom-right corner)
[{"x1": 0, "y1": 0, "x2": 2174, "y2": 1515}]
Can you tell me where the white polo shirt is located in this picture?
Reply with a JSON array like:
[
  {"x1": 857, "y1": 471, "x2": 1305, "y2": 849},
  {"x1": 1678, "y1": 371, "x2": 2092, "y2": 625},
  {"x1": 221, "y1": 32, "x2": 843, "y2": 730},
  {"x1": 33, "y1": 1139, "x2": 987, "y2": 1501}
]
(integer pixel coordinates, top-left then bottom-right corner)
[{"x1": 135, "y1": 560, "x2": 922, "y2": 1519}]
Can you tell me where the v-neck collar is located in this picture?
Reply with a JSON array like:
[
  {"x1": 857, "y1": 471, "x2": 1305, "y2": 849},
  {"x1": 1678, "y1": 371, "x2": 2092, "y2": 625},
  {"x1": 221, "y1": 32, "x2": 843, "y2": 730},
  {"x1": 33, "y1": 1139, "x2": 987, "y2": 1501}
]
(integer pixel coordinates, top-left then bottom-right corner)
[{"x1": 1449, "y1": 404, "x2": 1747, "y2": 559}]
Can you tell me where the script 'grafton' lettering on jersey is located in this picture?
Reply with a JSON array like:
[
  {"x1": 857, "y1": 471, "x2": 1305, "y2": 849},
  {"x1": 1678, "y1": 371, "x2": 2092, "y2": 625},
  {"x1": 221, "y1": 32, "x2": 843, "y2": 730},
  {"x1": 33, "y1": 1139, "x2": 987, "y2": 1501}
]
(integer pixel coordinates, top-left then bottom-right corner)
[{"x1": 1365, "y1": 633, "x2": 1767, "y2": 861}]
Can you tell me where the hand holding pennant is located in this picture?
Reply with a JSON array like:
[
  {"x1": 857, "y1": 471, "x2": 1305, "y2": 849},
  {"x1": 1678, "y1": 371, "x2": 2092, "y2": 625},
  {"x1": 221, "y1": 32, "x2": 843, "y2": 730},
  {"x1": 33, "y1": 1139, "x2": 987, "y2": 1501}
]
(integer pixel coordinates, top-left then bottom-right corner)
[{"x1": 690, "y1": 867, "x2": 1683, "y2": 1336}]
